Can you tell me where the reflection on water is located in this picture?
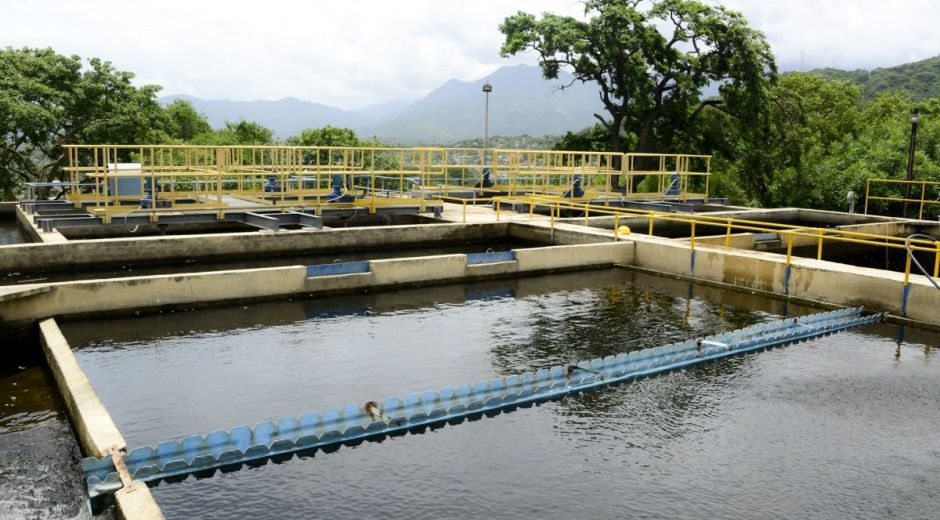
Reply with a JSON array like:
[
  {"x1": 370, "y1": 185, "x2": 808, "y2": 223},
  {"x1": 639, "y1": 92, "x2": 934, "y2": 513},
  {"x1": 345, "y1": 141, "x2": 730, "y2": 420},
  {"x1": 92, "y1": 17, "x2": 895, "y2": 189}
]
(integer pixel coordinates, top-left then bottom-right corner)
[
  {"x1": 63, "y1": 269, "x2": 940, "y2": 520},
  {"x1": 0, "y1": 219, "x2": 27, "y2": 245}
]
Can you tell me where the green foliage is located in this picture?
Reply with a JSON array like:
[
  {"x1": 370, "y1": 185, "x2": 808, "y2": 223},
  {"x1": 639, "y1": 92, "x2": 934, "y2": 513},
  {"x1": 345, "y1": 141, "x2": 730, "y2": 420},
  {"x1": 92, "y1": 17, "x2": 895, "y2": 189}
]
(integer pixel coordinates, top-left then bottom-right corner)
[
  {"x1": 285, "y1": 125, "x2": 399, "y2": 170},
  {"x1": 500, "y1": 0, "x2": 776, "y2": 173},
  {"x1": 285, "y1": 125, "x2": 360, "y2": 147},
  {"x1": 189, "y1": 120, "x2": 274, "y2": 145},
  {"x1": 448, "y1": 134, "x2": 562, "y2": 150},
  {"x1": 695, "y1": 72, "x2": 940, "y2": 212},
  {"x1": 166, "y1": 99, "x2": 211, "y2": 140},
  {"x1": 806, "y1": 55, "x2": 940, "y2": 101},
  {"x1": 552, "y1": 124, "x2": 630, "y2": 152},
  {"x1": 0, "y1": 47, "x2": 168, "y2": 199}
]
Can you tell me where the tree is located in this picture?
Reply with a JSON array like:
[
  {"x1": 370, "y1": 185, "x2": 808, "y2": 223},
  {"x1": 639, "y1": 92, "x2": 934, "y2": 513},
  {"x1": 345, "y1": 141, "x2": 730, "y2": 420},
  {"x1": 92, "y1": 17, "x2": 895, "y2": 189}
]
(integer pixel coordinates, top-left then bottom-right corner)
[
  {"x1": 286, "y1": 125, "x2": 361, "y2": 148},
  {"x1": 0, "y1": 47, "x2": 168, "y2": 200},
  {"x1": 553, "y1": 123, "x2": 627, "y2": 152},
  {"x1": 500, "y1": 0, "x2": 776, "y2": 188},
  {"x1": 189, "y1": 119, "x2": 274, "y2": 145},
  {"x1": 166, "y1": 99, "x2": 211, "y2": 140},
  {"x1": 284, "y1": 126, "x2": 400, "y2": 171}
]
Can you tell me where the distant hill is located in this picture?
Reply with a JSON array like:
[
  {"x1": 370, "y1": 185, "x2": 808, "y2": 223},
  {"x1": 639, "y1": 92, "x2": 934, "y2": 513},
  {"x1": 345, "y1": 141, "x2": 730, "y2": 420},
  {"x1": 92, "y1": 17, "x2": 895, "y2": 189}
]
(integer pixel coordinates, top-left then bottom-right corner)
[
  {"x1": 160, "y1": 64, "x2": 604, "y2": 143},
  {"x1": 805, "y1": 55, "x2": 940, "y2": 100},
  {"x1": 159, "y1": 95, "x2": 374, "y2": 138},
  {"x1": 368, "y1": 64, "x2": 603, "y2": 144}
]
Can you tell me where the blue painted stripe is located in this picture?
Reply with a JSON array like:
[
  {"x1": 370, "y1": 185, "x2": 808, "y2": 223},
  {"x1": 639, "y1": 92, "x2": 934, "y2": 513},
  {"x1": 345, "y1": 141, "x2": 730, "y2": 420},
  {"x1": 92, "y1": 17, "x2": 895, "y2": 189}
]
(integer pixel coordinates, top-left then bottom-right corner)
[
  {"x1": 306, "y1": 261, "x2": 370, "y2": 277},
  {"x1": 466, "y1": 250, "x2": 516, "y2": 265},
  {"x1": 900, "y1": 284, "x2": 911, "y2": 317},
  {"x1": 784, "y1": 265, "x2": 792, "y2": 295},
  {"x1": 689, "y1": 250, "x2": 696, "y2": 276}
]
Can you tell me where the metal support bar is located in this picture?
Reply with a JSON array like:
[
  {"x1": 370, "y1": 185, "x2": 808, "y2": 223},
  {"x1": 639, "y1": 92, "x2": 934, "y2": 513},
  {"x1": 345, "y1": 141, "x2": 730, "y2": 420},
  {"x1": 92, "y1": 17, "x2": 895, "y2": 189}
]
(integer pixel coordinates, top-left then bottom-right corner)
[
  {"x1": 81, "y1": 308, "x2": 882, "y2": 512},
  {"x1": 242, "y1": 212, "x2": 279, "y2": 231}
]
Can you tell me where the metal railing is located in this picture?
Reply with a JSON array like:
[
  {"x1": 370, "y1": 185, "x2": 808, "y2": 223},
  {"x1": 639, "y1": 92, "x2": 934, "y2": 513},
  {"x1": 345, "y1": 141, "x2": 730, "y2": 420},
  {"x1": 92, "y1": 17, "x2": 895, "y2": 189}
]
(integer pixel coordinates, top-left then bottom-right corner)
[
  {"x1": 864, "y1": 178, "x2": 940, "y2": 220},
  {"x1": 60, "y1": 145, "x2": 713, "y2": 217},
  {"x1": 63, "y1": 144, "x2": 446, "y2": 217},
  {"x1": 492, "y1": 196, "x2": 940, "y2": 284}
]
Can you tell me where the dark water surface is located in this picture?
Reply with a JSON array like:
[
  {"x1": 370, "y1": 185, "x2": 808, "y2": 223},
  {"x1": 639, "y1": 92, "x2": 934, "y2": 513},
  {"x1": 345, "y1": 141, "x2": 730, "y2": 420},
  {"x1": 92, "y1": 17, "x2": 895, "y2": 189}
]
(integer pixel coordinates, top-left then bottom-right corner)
[
  {"x1": 63, "y1": 270, "x2": 940, "y2": 519},
  {"x1": 0, "y1": 219, "x2": 27, "y2": 245},
  {"x1": 0, "y1": 330, "x2": 89, "y2": 520}
]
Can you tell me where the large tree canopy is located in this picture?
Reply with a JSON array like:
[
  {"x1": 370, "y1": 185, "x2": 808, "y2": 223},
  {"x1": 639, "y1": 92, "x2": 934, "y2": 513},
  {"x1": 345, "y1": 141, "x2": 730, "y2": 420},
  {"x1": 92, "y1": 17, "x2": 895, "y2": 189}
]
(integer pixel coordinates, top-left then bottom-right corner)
[
  {"x1": 500, "y1": 0, "x2": 776, "y2": 186},
  {"x1": 166, "y1": 99, "x2": 212, "y2": 141},
  {"x1": 0, "y1": 47, "x2": 167, "y2": 199}
]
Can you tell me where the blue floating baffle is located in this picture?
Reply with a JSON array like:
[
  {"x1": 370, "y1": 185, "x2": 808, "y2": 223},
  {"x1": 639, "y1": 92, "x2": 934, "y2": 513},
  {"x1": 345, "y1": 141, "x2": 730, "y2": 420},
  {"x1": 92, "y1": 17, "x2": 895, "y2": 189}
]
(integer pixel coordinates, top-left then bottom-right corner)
[
  {"x1": 306, "y1": 261, "x2": 370, "y2": 277},
  {"x1": 81, "y1": 307, "x2": 882, "y2": 512},
  {"x1": 466, "y1": 251, "x2": 516, "y2": 265}
]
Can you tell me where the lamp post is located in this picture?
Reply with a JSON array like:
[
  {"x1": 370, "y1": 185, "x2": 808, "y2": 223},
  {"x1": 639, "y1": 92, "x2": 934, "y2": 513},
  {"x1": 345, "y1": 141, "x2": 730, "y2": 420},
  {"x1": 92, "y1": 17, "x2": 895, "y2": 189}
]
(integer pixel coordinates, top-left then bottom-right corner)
[
  {"x1": 482, "y1": 82, "x2": 492, "y2": 163},
  {"x1": 902, "y1": 108, "x2": 919, "y2": 219}
]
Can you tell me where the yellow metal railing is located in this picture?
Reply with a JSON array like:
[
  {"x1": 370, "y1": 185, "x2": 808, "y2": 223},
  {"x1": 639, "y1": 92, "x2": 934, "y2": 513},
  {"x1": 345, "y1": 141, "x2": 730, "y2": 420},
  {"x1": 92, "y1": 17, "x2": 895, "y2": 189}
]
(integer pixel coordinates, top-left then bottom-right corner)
[
  {"x1": 622, "y1": 153, "x2": 711, "y2": 200},
  {"x1": 64, "y1": 144, "x2": 446, "y2": 217},
  {"x1": 492, "y1": 196, "x2": 940, "y2": 284},
  {"x1": 62, "y1": 145, "x2": 714, "y2": 216},
  {"x1": 864, "y1": 178, "x2": 940, "y2": 219}
]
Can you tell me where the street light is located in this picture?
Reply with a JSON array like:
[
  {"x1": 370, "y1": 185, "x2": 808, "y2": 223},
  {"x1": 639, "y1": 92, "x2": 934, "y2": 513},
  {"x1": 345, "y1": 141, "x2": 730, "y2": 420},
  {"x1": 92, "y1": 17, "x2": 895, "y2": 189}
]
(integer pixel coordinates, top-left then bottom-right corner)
[
  {"x1": 903, "y1": 108, "x2": 919, "y2": 219},
  {"x1": 482, "y1": 82, "x2": 492, "y2": 162}
]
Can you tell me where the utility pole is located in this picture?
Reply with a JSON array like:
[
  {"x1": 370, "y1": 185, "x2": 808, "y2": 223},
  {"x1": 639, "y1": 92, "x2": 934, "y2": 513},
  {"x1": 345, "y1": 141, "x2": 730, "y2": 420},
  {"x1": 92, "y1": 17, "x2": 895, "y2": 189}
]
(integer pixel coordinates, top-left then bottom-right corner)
[
  {"x1": 482, "y1": 82, "x2": 492, "y2": 164},
  {"x1": 903, "y1": 109, "x2": 919, "y2": 219}
]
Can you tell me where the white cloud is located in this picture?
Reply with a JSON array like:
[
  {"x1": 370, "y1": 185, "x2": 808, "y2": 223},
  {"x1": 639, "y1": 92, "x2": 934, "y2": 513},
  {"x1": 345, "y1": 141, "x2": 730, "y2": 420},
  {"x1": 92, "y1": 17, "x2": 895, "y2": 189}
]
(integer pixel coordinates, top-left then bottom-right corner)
[
  {"x1": 2, "y1": 0, "x2": 937, "y2": 108},
  {"x1": 719, "y1": 0, "x2": 940, "y2": 71}
]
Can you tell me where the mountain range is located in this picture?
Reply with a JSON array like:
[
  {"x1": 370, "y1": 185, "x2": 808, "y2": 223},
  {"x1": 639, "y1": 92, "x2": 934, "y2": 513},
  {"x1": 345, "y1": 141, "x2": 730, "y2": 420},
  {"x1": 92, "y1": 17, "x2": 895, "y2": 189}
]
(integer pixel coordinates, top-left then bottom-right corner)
[
  {"x1": 805, "y1": 55, "x2": 940, "y2": 100},
  {"x1": 160, "y1": 64, "x2": 603, "y2": 144},
  {"x1": 162, "y1": 56, "x2": 940, "y2": 145}
]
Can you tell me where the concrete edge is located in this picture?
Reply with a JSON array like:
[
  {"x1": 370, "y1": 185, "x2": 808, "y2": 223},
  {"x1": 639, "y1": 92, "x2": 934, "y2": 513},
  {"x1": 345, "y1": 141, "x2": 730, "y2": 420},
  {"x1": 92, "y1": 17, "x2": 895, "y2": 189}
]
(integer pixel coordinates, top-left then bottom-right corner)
[
  {"x1": 16, "y1": 204, "x2": 67, "y2": 243},
  {"x1": 0, "y1": 285, "x2": 50, "y2": 303},
  {"x1": 38, "y1": 318, "x2": 126, "y2": 457},
  {"x1": 1, "y1": 242, "x2": 634, "y2": 323},
  {"x1": 620, "y1": 264, "x2": 939, "y2": 332},
  {"x1": 38, "y1": 318, "x2": 165, "y2": 519},
  {"x1": 114, "y1": 485, "x2": 165, "y2": 520}
]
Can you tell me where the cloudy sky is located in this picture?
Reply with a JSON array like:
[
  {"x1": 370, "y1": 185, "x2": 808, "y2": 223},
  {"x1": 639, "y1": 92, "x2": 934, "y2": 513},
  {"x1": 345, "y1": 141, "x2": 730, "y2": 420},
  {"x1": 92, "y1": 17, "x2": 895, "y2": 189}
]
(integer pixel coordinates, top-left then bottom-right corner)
[{"x1": 3, "y1": 0, "x2": 938, "y2": 109}]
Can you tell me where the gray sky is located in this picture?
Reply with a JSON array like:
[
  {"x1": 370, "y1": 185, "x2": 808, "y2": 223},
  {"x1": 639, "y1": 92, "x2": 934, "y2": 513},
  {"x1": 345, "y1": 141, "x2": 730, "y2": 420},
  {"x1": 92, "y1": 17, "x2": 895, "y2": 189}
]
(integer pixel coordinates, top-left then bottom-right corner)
[{"x1": 3, "y1": 0, "x2": 938, "y2": 109}]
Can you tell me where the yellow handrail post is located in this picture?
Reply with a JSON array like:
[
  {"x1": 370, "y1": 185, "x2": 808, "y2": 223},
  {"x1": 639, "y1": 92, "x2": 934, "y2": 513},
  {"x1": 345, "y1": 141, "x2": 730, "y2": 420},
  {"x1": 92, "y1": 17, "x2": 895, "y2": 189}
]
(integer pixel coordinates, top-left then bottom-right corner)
[
  {"x1": 904, "y1": 252, "x2": 912, "y2": 286},
  {"x1": 724, "y1": 218, "x2": 732, "y2": 247},
  {"x1": 648, "y1": 214, "x2": 655, "y2": 235},
  {"x1": 786, "y1": 232, "x2": 794, "y2": 266},
  {"x1": 934, "y1": 241, "x2": 940, "y2": 279},
  {"x1": 864, "y1": 179, "x2": 870, "y2": 215},
  {"x1": 462, "y1": 199, "x2": 467, "y2": 223},
  {"x1": 690, "y1": 222, "x2": 696, "y2": 251},
  {"x1": 816, "y1": 229, "x2": 824, "y2": 260},
  {"x1": 614, "y1": 214, "x2": 619, "y2": 241}
]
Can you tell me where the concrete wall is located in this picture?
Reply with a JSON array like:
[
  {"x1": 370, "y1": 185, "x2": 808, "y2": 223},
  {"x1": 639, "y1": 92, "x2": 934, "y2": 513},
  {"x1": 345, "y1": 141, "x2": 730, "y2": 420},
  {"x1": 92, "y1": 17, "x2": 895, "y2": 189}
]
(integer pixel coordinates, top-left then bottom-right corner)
[
  {"x1": 39, "y1": 318, "x2": 126, "y2": 458},
  {"x1": 0, "y1": 241, "x2": 634, "y2": 323},
  {"x1": 39, "y1": 318, "x2": 165, "y2": 519},
  {"x1": 631, "y1": 236, "x2": 939, "y2": 326},
  {"x1": 0, "y1": 221, "x2": 510, "y2": 272},
  {"x1": 508, "y1": 221, "x2": 616, "y2": 245},
  {"x1": 15, "y1": 205, "x2": 65, "y2": 244}
]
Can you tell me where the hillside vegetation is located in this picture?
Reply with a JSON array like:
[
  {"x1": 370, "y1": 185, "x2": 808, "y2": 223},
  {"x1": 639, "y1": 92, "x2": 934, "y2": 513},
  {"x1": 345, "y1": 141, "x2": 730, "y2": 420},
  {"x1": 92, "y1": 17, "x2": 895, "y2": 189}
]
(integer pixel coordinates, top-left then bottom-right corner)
[{"x1": 806, "y1": 55, "x2": 940, "y2": 100}]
